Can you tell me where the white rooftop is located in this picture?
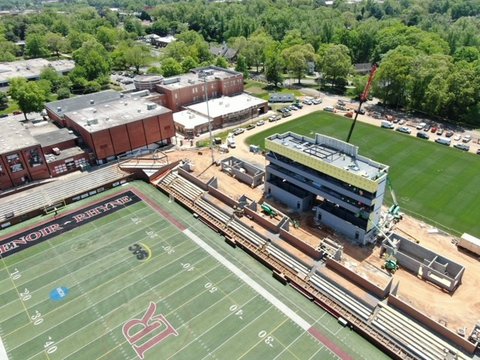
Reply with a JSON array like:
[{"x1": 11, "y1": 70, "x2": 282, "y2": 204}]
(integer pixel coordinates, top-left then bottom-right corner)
[
  {"x1": 158, "y1": 66, "x2": 241, "y2": 90},
  {"x1": 0, "y1": 117, "x2": 39, "y2": 154},
  {"x1": 185, "y1": 94, "x2": 266, "y2": 119},
  {"x1": 65, "y1": 96, "x2": 171, "y2": 133},
  {"x1": 0, "y1": 59, "x2": 75, "y2": 85},
  {"x1": 173, "y1": 110, "x2": 209, "y2": 130}
]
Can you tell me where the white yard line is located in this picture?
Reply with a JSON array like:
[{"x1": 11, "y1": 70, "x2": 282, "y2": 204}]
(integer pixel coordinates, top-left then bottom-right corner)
[
  {"x1": 183, "y1": 229, "x2": 311, "y2": 331},
  {"x1": 0, "y1": 336, "x2": 8, "y2": 360}
]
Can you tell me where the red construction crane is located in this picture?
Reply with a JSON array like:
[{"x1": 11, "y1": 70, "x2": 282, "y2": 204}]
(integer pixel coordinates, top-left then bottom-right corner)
[{"x1": 346, "y1": 63, "x2": 378, "y2": 143}]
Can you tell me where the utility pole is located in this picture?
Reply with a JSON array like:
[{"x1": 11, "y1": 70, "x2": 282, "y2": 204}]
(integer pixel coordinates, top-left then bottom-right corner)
[
  {"x1": 200, "y1": 71, "x2": 215, "y2": 164},
  {"x1": 346, "y1": 63, "x2": 378, "y2": 143}
]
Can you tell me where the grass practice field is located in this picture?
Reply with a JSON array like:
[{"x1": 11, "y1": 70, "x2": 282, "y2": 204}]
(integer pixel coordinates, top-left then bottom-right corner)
[
  {"x1": 247, "y1": 111, "x2": 480, "y2": 236},
  {"x1": 0, "y1": 182, "x2": 388, "y2": 360}
]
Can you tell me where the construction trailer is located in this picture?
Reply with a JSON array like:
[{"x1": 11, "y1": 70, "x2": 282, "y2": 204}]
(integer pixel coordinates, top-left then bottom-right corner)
[{"x1": 458, "y1": 233, "x2": 480, "y2": 256}]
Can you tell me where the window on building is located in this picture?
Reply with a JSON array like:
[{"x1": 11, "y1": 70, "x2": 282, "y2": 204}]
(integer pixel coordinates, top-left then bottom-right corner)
[
  {"x1": 6, "y1": 153, "x2": 24, "y2": 173},
  {"x1": 26, "y1": 148, "x2": 43, "y2": 167}
]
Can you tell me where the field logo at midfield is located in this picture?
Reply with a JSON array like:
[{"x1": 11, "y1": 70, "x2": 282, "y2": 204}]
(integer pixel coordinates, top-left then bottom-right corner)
[{"x1": 122, "y1": 302, "x2": 178, "y2": 359}]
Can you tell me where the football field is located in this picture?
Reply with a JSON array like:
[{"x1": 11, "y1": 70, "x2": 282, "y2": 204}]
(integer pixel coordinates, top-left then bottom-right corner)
[{"x1": 0, "y1": 182, "x2": 388, "y2": 360}]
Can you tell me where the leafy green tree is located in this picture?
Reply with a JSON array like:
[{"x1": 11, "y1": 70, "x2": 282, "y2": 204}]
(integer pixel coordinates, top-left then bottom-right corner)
[
  {"x1": 26, "y1": 33, "x2": 48, "y2": 58},
  {"x1": 234, "y1": 55, "x2": 249, "y2": 79},
  {"x1": 318, "y1": 44, "x2": 352, "y2": 89},
  {"x1": 347, "y1": 75, "x2": 368, "y2": 100},
  {"x1": 96, "y1": 26, "x2": 118, "y2": 51},
  {"x1": 124, "y1": 45, "x2": 151, "y2": 74},
  {"x1": 0, "y1": 92, "x2": 8, "y2": 111},
  {"x1": 45, "y1": 32, "x2": 66, "y2": 57},
  {"x1": 215, "y1": 57, "x2": 229, "y2": 68},
  {"x1": 73, "y1": 40, "x2": 111, "y2": 81},
  {"x1": 282, "y1": 44, "x2": 316, "y2": 84},
  {"x1": 181, "y1": 56, "x2": 199, "y2": 73},
  {"x1": 264, "y1": 44, "x2": 284, "y2": 87},
  {"x1": 242, "y1": 31, "x2": 273, "y2": 73},
  {"x1": 146, "y1": 66, "x2": 162, "y2": 75},
  {"x1": 40, "y1": 67, "x2": 62, "y2": 92},
  {"x1": 163, "y1": 41, "x2": 190, "y2": 62},
  {"x1": 8, "y1": 78, "x2": 46, "y2": 120},
  {"x1": 374, "y1": 46, "x2": 417, "y2": 108},
  {"x1": 161, "y1": 57, "x2": 183, "y2": 77},
  {"x1": 453, "y1": 46, "x2": 480, "y2": 63},
  {"x1": 0, "y1": 41, "x2": 17, "y2": 61}
]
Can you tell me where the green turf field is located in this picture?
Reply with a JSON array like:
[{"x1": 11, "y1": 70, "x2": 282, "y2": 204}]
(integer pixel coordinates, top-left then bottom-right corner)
[
  {"x1": 246, "y1": 111, "x2": 480, "y2": 237},
  {"x1": 0, "y1": 182, "x2": 389, "y2": 360}
]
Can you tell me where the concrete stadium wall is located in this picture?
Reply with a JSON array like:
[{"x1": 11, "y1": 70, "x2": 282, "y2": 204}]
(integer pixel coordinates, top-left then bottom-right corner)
[
  {"x1": 243, "y1": 207, "x2": 279, "y2": 233},
  {"x1": 178, "y1": 168, "x2": 208, "y2": 191},
  {"x1": 279, "y1": 227, "x2": 322, "y2": 260},
  {"x1": 326, "y1": 259, "x2": 391, "y2": 299},
  {"x1": 387, "y1": 295, "x2": 477, "y2": 354},
  {"x1": 207, "y1": 185, "x2": 239, "y2": 208}
]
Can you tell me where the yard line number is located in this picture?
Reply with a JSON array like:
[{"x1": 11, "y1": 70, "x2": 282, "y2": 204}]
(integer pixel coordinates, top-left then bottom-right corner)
[{"x1": 258, "y1": 330, "x2": 275, "y2": 348}]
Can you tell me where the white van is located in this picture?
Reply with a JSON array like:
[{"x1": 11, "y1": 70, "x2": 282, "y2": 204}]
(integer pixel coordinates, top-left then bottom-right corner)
[
  {"x1": 381, "y1": 121, "x2": 394, "y2": 129},
  {"x1": 435, "y1": 137, "x2": 451, "y2": 146},
  {"x1": 226, "y1": 135, "x2": 236, "y2": 148}
]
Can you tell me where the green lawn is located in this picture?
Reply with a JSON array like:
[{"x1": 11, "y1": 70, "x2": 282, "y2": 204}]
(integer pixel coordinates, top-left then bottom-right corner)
[
  {"x1": 244, "y1": 80, "x2": 303, "y2": 100},
  {"x1": 246, "y1": 111, "x2": 480, "y2": 237}
]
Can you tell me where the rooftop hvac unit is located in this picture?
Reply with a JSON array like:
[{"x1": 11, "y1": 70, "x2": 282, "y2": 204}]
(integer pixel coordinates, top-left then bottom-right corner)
[
  {"x1": 146, "y1": 103, "x2": 157, "y2": 110},
  {"x1": 137, "y1": 109, "x2": 142, "y2": 113},
  {"x1": 124, "y1": 102, "x2": 128, "y2": 106},
  {"x1": 120, "y1": 93, "x2": 124, "y2": 98},
  {"x1": 92, "y1": 108, "x2": 97, "y2": 113},
  {"x1": 90, "y1": 99, "x2": 94, "y2": 104},
  {"x1": 86, "y1": 118, "x2": 98, "y2": 126},
  {"x1": 57, "y1": 107, "x2": 62, "y2": 112},
  {"x1": 52, "y1": 147, "x2": 61, "y2": 155}
]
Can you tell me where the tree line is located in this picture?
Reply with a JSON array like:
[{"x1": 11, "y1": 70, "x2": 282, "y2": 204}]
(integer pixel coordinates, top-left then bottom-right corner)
[{"x1": 1, "y1": 0, "x2": 480, "y2": 124}]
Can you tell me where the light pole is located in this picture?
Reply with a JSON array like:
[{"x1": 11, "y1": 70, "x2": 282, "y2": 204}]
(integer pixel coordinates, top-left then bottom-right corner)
[{"x1": 201, "y1": 72, "x2": 215, "y2": 164}]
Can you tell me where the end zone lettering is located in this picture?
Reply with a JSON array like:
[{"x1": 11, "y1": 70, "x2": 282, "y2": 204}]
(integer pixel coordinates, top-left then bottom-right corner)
[
  {"x1": 0, "y1": 224, "x2": 63, "y2": 255},
  {"x1": 0, "y1": 191, "x2": 140, "y2": 258},
  {"x1": 72, "y1": 195, "x2": 133, "y2": 224}
]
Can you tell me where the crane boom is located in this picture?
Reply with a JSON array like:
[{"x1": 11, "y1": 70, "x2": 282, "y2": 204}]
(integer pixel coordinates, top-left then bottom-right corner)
[{"x1": 346, "y1": 63, "x2": 379, "y2": 143}]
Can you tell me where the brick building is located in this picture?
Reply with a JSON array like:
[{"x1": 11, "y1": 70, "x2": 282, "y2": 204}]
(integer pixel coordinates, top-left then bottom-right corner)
[
  {"x1": 46, "y1": 91, "x2": 175, "y2": 163},
  {"x1": 154, "y1": 67, "x2": 244, "y2": 112},
  {"x1": 0, "y1": 118, "x2": 90, "y2": 191}
]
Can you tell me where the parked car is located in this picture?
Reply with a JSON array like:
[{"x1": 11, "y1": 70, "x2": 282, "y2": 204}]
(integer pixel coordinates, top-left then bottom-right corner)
[
  {"x1": 246, "y1": 124, "x2": 256, "y2": 130},
  {"x1": 354, "y1": 108, "x2": 366, "y2": 115},
  {"x1": 435, "y1": 137, "x2": 451, "y2": 146},
  {"x1": 416, "y1": 122, "x2": 427, "y2": 130},
  {"x1": 462, "y1": 135, "x2": 472, "y2": 143},
  {"x1": 302, "y1": 99, "x2": 313, "y2": 105},
  {"x1": 293, "y1": 102, "x2": 303, "y2": 109},
  {"x1": 398, "y1": 119, "x2": 406, "y2": 125},
  {"x1": 312, "y1": 98, "x2": 322, "y2": 105},
  {"x1": 454, "y1": 143, "x2": 470, "y2": 151},
  {"x1": 423, "y1": 124, "x2": 431, "y2": 131},
  {"x1": 396, "y1": 126, "x2": 411, "y2": 134},
  {"x1": 323, "y1": 106, "x2": 335, "y2": 112},
  {"x1": 233, "y1": 128, "x2": 245, "y2": 136},
  {"x1": 416, "y1": 131, "x2": 429, "y2": 140},
  {"x1": 344, "y1": 112, "x2": 354, "y2": 118},
  {"x1": 453, "y1": 134, "x2": 462, "y2": 141},
  {"x1": 431, "y1": 126, "x2": 437, "y2": 133},
  {"x1": 381, "y1": 121, "x2": 395, "y2": 129},
  {"x1": 288, "y1": 105, "x2": 298, "y2": 111},
  {"x1": 445, "y1": 130, "x2": 454, "y2": 137},
  {"x1": 282, "y1": 111, "x2": 291, "y2": 117},
  {"x1": 477, "y1": 149, "x2": 480, "y2": 155},
  {"x1": 256, "y1": 120, "x2": 265, "y2": 126},
  {"x1": 436, "y1": 128, "x2": 444, "y2": 135},
  {"x1": 337, "y1": 99, "x2": 346, "y2": 106}
]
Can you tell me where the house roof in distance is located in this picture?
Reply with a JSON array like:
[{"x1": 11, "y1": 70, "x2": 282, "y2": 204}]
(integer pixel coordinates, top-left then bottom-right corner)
[
  {"x1": 0, "y1": 117, "x2": 39, "y2": 154},
  {"x1": 0, "y1": 59, "x2": 75, "y2": 85},
  {"x1": 185, "y1": 93, "x2": 266, "y2": 119}
]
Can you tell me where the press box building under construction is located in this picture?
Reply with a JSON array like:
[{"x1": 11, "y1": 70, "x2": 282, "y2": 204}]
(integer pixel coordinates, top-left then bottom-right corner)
[{"x1": 264, "y1": 132, "x2": 389, "y2": 245}]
